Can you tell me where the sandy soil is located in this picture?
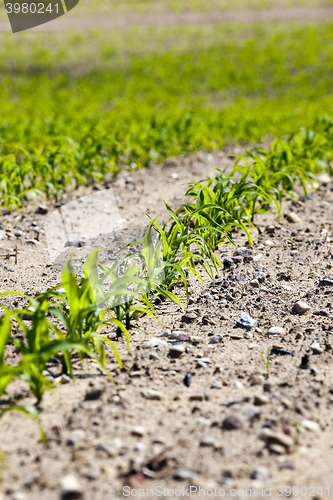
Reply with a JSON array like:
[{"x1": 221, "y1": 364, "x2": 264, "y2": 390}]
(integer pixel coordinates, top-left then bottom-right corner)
[{"x1": 1, "y1": 147, "x2": 333, "y2": 500}]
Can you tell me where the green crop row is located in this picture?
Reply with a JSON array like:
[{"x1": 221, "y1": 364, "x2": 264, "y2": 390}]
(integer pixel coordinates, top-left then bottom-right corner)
[
  {"x1": 1, "y1": 116, "x2": 332, "y2": 436},
  {"x1": 3, "y1": 21, "x2": 333, "y2": 208}
]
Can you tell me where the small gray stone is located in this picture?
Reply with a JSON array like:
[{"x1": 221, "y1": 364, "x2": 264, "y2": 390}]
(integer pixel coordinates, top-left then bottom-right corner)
[
  {"x1": 293, "y1": 301, "x2": 311, "y2": 314},
  {"x1": 141, "y1": 389, "x2": 165, "y2": 401},
  {"x1": 301, "y1": 419, "x2": 320, "y2": 432},
  {"x1": 254, "y1": 394, "x2": 270, "y2": 406},
  {"x1": 134, "y1": 442, "x2": 146, "y2": 452},
  {"x1": 14, "y1": 230, "x2": 23, "y2": 237},
  {"x1": 222, "y1": 414, "x2": 244, "y2": 430},
  {"x1": 211, "y1": 380, "x2": 222, "y2": 389},
  {"x1": 319, "y1": 276, "x2": 333, "y2": 286},
  {"x1": 66, "y1": 429, "x2": 86, "y2": 447},
  {"x1": 0, "y1": 230, "x2": 6, "y2": 240},
  {"x1": 169, "y1": 344, "x2": 185, "y2": 358},
  {"x1": 286, "y1": 212, "x2": 302, "y2": 223},
  {"x1": 267, "y1": 326, "x2": 285, "y2": 335},
  {"x1": 60, "y1": 475, "x2": 82, "y2": 499},
  {"x1": 236, "y1": 313, "x2": 257, "y2": 329},
  {"x1": 208, "y1": 334, "x2": 223, "y2": 344},
  {"x1": 249, "y1": 279, "x2": 259, "y2": 287},
  {"x1": 242, "y1": 404, "x2": 260, "y2": 421},
  {"x1": 7, "y1": 267, "x2": 14, "y2": 272},
  {"x1": 310, "y1": 342, "x2": 323, "y2": 354},
  {"x1": 161, "y1": 328, "x2": 171, "y2": 337},
  {"x1": 173, "y1": 469, "x2": 198, "y2": 481},
  {"x1": 244, "y1": 332, "x2": 253, "y2": 339},
  {"x1": 253, "y1": 271, "x2": 266, "y2": 283},
  {"x1": 234, "y1": 381, "x2": 244, "y2": 389},
  {"x1": 149, "y1": 352, "x2": 159, "y2": 360},
  {"x1": 84, "y1": 385, "x2": 103, "y2": 401},
  {"x1": 141, "y1": 338, "x2": 168, "y2": 349},
  {"x1": 251, "y1": 466, "x2": 269, "y2": 482},
  {"x1": 131, "y1": 426, "x2": 145, "y2": 437},
  {"x1": 258, "y1": 429, "x2": 293, "y2": 451},
  {"x1": 200, "y1": 436, "x2": 216, "y2": 447}
]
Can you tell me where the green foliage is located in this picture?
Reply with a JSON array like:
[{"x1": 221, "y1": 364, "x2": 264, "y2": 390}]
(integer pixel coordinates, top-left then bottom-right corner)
[{"x1": 2, "y1": 21, "x2": 333, "y2": 207}]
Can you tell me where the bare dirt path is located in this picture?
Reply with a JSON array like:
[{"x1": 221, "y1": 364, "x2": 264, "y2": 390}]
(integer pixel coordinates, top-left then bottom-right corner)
[{"x1": 1, "y1": 6, "x2": 333, "y2": 32}]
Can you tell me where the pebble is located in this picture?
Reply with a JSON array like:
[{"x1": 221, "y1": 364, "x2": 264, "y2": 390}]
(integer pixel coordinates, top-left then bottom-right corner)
[
  {"x1": 142, "y1": 338, "x2": 168, "y2": 349},
  {"x1": 141, "y1": 390, "x2": 166, "y2": 400},
  {"x1": 223, "y1": 257, "x2": 234, "y2": 269},
  {"x1": 242, "y1": 404, "x2": 260, "y2": 421},
  {"x1": 169, "y1": 344, "x2": 185, "y2": 358},
  {"x1": 300, "y1": 419, "x2": 320, "y2": 433},
  {"x1": 319, "y1": 276, "x2": 333, "y2": 286},
  {"x1": 249, "y1": 279, "x2": 259, "y2": 287},
  {"x1": 197, "y1": 417, "x2": 211, "y2": 426},
  {"x1": 267, "y1": 326, "x2": 285, "y2": 335},
  {"x1": 258, "y1": 429, "x2": 293, "y2": 452},
  {"x1": 211, "y1": 380, "x2": 222, "y2": 389},
  {"x1": 14, "y1": 230, "x2": 23, "y2": 237},
  {"x1": 226, "y1": 294, "x2": 235, "y2": 301},
  {"x1": 200, "y1": 436, "x2": 216, "y2": 447},
  {"x1": 264, "y1": 240, "x2": 274, "y2": 247},
  {"x1": 266, "y1": 225, "x2": 275, "y2": 234},
  {"x1": 12, "y1": 493, "x2": 26, "y2": 500},
  {"x1": 290, "y1": 250, "x2": 298, "y2": 256},
  {"x1": 0, "y1": 230, "x2": 6, "y2": 240},
  {"x1": 251, "y1": 466, "x2": 269, "y2": 483},
  {"x1": 173, "y1": 469, "x2": 198, "y2": 481},
  {"x1": 182, "y1": 311, "x2": 198, "y2": 323},
  {"x1": 254, "y1": 394, "x2": 270, "y2": 406},
  {"x1": 222, "y1": 414, "x2": 244, "y2": 430},
  {"x1": 161, "y1": 328, "x2": 171, "y2": 337},
  {"x1": 208, "y1": 334, "x2": 223, "y2": 344},
  {"x1": 7, "y1": 267, "x2": 14, "y2": 272},
  {"x1": 293, "y1": 301, "x2": 311, "y2": 314},
  {"x1": 131, "y1": 426, "x2": 145, "y2": 437},
  {"x1": 310, "y1": 342, "x2": 323, "y2": 354},
  {"x1": 23, "y1": 471, "x2": 40, "y2": 488},
  {"x1": 243, "y1": 331, "x2": 253, "y2": 339},
  {"x1": 60, "y1": 475, "x2": 82, "y2": 499},
  {"x1": 66, "y1": 429, "x2": 86, "y2": 447},
  {"x1": 234, "y1": 381, "x2": 244, "y2": 389},
  {"x1": 269, "y1": 444, "x2": 286, "y2": 455},
  {"x1": 183, "y1": 371, "x2": 192, "y2": 387},
  {"x1": 149, "y1": 352, "x2": 159, "y2": 360},
  {"x1": 134, "y1": 442, "x2": 146, "y2": 452},
  {"x1": 36, "y1": 205, "x2": 48, "y2": 215},
  {"x1": 235, "y1": 274, "x2": 246, "y2": 282},
  {"x1": 287, "y1": 213, "x2": 302, "y2": 223},
  {"x1": 253, "y1": 271, "x2": 266, "y2": 283},
  {"x1": 84, "y1": 385, "x2": 103, "y2": 401},
  {"x1": 236, "y1": 313, "x2": 257, "y2": 328},
  {"x1": 65, "y1": 235, "x2": 86, "y2": 247}
]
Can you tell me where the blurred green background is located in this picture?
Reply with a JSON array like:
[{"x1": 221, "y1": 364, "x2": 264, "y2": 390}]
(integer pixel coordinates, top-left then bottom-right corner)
[{"x1": 1, "y1": 0, "x2": 333, "y2": 205}]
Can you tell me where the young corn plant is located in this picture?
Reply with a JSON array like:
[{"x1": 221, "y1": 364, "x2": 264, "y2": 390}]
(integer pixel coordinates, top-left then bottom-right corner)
[
  {"x1": 183, "y1": 171, "x2": 260, "y2": 248},
  {"x1": 124, "y1": 209, "x2": 218, "y2": 307},
  {"x1": 0, "y1": 310, "x2": 45, "y2": 440}
]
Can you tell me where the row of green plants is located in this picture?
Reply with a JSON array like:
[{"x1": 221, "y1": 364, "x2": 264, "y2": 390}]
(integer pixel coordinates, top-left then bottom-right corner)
[
  {"x1": 0, "y1": 119, "x2": 332, "y2": 437},
  {"x1": 4, "y1": 19, "x2": 333, "y2": 209}
]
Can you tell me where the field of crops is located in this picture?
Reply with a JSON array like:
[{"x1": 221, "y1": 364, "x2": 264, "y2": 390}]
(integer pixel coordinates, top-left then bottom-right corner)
[{"x1": 2, "y1": 1, "x2": 333, "y2": 497}]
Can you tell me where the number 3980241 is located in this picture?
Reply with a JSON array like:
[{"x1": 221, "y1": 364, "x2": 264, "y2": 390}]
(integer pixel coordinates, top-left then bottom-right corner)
[{"x1": 5, "y1": 3, "x2": 60, "y2": 14}]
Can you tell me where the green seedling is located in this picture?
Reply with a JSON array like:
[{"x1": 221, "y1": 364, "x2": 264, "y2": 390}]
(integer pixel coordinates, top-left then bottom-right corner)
[{"x1": 260, "y1": 347, "x2": 271, "y2": 379}]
